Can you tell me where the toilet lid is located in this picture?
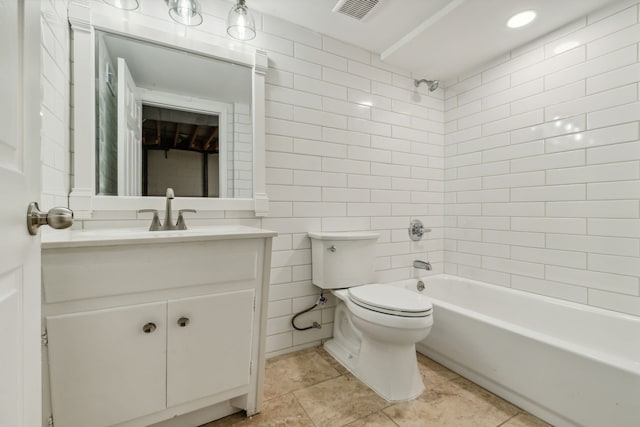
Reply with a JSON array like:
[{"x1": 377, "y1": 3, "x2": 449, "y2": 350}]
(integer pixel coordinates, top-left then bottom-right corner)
[{"x1": 348, "y1": 284, "x2": 432, "y2": 317}]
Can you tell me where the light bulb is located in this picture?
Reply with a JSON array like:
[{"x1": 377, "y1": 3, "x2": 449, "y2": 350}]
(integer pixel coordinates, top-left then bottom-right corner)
[{"x1": 507, "y1": 11, "x2": 536, "y2": 28}]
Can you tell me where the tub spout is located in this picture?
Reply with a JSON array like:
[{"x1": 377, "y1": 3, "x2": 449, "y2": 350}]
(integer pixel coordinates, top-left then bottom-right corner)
[{"x1": 413, "y1": 260, "x2": 432, "y2": 271}]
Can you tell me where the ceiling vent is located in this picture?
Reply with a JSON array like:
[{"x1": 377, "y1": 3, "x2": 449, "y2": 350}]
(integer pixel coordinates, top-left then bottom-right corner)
[{"x1": 332, "y1": 0, "x2": 383, "y2": 21}]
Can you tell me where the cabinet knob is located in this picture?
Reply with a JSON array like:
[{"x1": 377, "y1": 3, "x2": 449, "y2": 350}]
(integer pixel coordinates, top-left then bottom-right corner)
[
  {"x1": 142, "y1": 322, "x2": 157, "y2": 334},
  {"x1": 177, "y1": 317, "x2": 190, "y2": 327}
]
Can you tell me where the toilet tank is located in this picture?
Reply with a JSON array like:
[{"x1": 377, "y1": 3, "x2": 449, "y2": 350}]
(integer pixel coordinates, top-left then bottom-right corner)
[{"x1": 308, "y1": 231, "x2": 379, "y2": 289}]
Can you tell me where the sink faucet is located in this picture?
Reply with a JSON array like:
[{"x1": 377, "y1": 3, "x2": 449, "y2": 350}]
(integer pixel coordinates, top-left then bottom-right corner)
[
  {"x1": 413, "y1": 260, "x2": 432, "y2": 271},
  {"x1": 138, "y1": 188, "x2": 197, "y2": 231},
  {"x1": 160, "y1": 188, "x2": 176, "y2": 230}
]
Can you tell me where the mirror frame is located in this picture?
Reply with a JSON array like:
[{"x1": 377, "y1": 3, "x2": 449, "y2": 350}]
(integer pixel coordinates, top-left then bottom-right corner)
[{"x1": 68, "y1": 0, "x2": 269, "y2": 218}]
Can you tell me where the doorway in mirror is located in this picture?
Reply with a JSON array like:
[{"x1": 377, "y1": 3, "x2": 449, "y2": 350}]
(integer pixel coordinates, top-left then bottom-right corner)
[{"x1": 142, "y1": 105, "x2": 220, "y2": 198}]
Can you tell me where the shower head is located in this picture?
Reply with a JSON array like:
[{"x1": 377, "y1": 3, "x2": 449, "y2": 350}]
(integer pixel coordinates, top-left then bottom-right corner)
[{"x1": 414, "y1": 78, "x2": 439, "y2": 92}]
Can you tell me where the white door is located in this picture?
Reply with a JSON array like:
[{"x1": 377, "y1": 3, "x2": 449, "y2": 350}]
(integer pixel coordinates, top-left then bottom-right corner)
[
  {"x1": 0, "y1": 1, "x2": 42, "y2": 427},
  {"x1": 117, "y1": 57, "x2": 142, "y2": 196}
]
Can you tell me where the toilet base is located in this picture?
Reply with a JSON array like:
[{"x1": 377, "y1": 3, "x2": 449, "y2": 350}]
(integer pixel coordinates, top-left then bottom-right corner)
[{"x1": 324, "y1": 338, "x2": 424, "y2": 402}]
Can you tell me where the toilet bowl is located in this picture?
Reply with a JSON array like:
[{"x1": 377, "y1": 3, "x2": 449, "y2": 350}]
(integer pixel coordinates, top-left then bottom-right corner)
[{"x1": 308, "y1": 232, "x2": 434, "y2": 402}]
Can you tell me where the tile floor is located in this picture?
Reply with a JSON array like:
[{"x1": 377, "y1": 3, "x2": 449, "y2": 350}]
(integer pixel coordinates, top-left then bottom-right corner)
[{"x1": 202, "y1": 346, "x2": 551, "y2": 427}]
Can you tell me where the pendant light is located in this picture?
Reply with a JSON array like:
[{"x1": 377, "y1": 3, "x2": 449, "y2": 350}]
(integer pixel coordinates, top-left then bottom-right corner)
[
  {"x1": 167, "y1": 0, "x2": 203, "y2": 26},
  {"x1": 226, "y1": 0, "x2": 256, "y2": 41},
  {"x1": 102, "y1": 0, "x2": 139, "y2": 11}
]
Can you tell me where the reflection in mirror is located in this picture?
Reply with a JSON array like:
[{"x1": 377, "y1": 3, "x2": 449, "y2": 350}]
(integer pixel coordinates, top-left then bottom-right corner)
[
  {"x1": 95, "y1": 30, "x2": 253, "y2": 198},
  {"x1": 143, "y1": 106, "x2": 220, "y2": 197}
]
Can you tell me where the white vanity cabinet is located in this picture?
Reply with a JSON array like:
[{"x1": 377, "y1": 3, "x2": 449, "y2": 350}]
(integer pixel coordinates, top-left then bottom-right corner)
[{"x1": 41, "y1": 227, "x2": 275, "y2": 427}]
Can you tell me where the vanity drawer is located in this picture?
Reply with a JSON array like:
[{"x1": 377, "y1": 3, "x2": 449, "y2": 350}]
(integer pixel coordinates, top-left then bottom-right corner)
[{"x1": 42, "y1": 237, "x2": 263, "y2": 303}]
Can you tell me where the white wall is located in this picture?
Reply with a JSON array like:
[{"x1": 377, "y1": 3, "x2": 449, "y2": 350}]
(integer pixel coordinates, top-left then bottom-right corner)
[
  {"x1": 231, "y1": 102, "x2": 253, "y2": 198},
  {"x1": 40, "y1": 0, "x2": 639, "y2": 359},
  {"x1": 250, "y1": 11, "x2": 446, "y2": 356},
  {"x1": 41, "y1": 0, "x2": 71, "y2": 208},
  {"x1": 146, "y1": 149, "x2": 204, "y2": 197},
  {"x1": 42, "y1": 0, "x2": 445, "y2": 358},
  {"x1": 443, "y1": 0, "x2": 640, "y2": 316}
]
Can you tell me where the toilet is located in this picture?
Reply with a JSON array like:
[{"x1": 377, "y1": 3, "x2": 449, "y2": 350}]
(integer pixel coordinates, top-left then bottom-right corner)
[{"x1": 308, "y1": 231, "x2": 433, "y2": 402}]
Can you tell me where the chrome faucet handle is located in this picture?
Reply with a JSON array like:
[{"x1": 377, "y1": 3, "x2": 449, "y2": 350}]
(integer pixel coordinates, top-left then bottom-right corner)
[
  {"x1": 138, "y1": 209, "x2": 162, "y2": 231},
  {"x1": 408, "y1": 219, "x2": 431, "y2": 241},
  {"x1": 176, "y1": 209, "x2": 197, "y2": 230}
]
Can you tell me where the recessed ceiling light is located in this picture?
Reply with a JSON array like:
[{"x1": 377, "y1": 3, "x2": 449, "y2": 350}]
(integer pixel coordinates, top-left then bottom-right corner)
[{"x1": 507, "y1": 10, "x2": 536, "y2": 28}]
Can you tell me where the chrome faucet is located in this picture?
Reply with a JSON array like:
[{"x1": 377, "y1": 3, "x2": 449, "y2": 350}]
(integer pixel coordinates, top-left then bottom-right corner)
[
  {"x1": 413, "y1": 260, "x2": 432, "y2": 271},
  {"x1": 138, "y1": 188, "x2": 197, "y2": 231},
  {"x1": 160, "y1": 188, "x2": 176, "y2": 230}
]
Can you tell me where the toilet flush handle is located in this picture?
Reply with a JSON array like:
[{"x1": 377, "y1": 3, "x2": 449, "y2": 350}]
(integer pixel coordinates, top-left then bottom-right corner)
[{"x1": 328, "y1": 245, "x2": 337, "y2": 252}]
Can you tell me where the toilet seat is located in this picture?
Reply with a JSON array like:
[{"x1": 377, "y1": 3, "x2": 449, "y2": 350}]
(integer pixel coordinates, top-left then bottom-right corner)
[{"x1": 348, "y1": 284, "x2": 432, "y2": 317}]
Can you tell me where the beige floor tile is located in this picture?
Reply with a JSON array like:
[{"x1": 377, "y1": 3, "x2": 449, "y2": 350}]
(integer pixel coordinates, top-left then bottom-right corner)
[
  {"x1": 263, "y1": 350, "x2": 341, "y2": 400},
  {"x1": 294, "y1": 374, "x2": 390, "y2": 427},
  {"x1": 203, "y1": 347, "x2": 548, "y2": 427},
  {"x1": 436, "y1": 377, "x2": 519, "y2": 416},
  {"x1": 315, "y1": 345, "x2": 350, "y2": 375},
  {"x1": 501, "y1": 412, "x2": 553, "y2": 427},
  {"x1": 416, "y1": 353, "x2": 460, "y2": 388},
  {"x1": 343, "y1": 411, "x2": 397, "y2": 427},
  {"x1": 268, "y1": 346, "x2": 318, "y2": 364},
  {"x1": 383, "y1": 395, "x2": 511, "y2": 427},
  {"x1": 200, "y1": 393, "x2": 314, "y2": 427},
  {"x1": 384, "y1": 377, "x2": 519, "y2": 427}
]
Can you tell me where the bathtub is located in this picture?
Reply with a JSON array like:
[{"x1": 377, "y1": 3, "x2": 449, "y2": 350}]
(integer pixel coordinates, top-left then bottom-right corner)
[{"x1": 390, "y1": 274, "x2": 640, "y2": 427}]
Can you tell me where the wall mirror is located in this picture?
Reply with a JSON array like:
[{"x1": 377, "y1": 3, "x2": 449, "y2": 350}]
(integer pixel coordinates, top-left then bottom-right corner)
[
  {"x1": 95, "y1": 31, "x2": 253, "y2": 199},
  {"x1": 68, "y1": 1, "x2": 268, "y2": 218}
]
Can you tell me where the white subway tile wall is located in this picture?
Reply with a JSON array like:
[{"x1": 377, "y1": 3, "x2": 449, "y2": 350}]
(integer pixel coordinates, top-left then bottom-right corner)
[
  {"x1": 444, "y1": 1, "x2": 640, "y2": 317},
  {"x1": 256, "y1": 13, "x2": 445, "y2": 355},
  {"x1": 41, "y1": 0, "x2": 71, "y2": 208},
  {"x1": 231, "y1": 102, "x2": 253, "y2": 198},
  {"x1": 40, "y1": 0, "x2": 640, "y2": 358}
]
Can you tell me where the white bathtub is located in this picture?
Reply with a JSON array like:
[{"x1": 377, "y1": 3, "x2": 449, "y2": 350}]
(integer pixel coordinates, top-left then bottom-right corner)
[{"x1": 390, "y1": 274, "x2": 640, "y2": 427}]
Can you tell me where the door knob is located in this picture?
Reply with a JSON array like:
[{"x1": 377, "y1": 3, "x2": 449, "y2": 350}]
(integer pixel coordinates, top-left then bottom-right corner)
[
  {"x1": 27, "y1": 202, "x2": 74, "y2": 235},
  {"x1": 177, "y1": 317, "x2": 190, "y2": 327}
]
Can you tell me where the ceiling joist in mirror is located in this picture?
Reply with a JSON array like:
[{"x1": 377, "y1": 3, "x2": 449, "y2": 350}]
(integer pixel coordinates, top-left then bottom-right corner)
[
  {"x1": 142, "y1": 106, "x2": 220, "y2": 154},
  {"x1": 143, "y1": 121, "x2": 219, "y2": 154}
]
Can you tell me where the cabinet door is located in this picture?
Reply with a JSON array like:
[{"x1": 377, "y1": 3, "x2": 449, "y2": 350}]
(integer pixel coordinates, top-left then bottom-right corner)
[
  {"x1": 167, "y1": 290, "x2": 255, "y2": 407},
  {"x1": 46, "y1": 302, "x2": 167, "y2": 427}
]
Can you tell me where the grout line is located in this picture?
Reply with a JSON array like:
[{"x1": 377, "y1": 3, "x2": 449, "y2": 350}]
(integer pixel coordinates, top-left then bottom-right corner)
[
  {"x1": 290, "y1": 391, "x2": 318, "y2": 427},
  {"x1": 496, "y1": 412, "x2": 521, "y2": 426}
]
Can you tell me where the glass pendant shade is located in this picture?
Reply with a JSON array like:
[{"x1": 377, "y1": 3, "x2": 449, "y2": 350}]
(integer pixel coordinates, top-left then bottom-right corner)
[
  {"x1": 227, "y1": 0, "x2": 256, "y2": 41},
  {"x1": 167, "y1": 0, "x2": 203, "y2": 26},
  {"x1": 103, "y1": 0, "x2": 139, "y2": 11}
]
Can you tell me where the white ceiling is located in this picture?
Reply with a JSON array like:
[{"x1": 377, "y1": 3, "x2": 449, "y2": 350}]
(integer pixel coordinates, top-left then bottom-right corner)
[{"x1": 248, "y1": 0, "x2": 620, "y2": 80}]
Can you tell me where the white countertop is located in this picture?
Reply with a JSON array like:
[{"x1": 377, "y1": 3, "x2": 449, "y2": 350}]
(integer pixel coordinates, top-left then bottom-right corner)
[{"x1": 42, "y1": 225, "x2": 277, "y2": 249}]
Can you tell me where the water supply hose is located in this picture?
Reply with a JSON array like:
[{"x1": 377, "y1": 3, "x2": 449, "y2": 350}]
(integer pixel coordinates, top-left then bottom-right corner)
[{"x1": 291, "y1": 293, "x2": 327, "y2": 331}]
